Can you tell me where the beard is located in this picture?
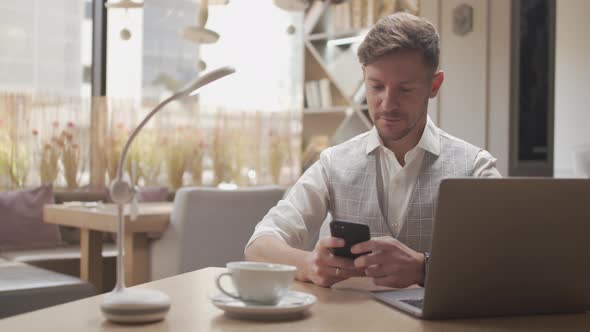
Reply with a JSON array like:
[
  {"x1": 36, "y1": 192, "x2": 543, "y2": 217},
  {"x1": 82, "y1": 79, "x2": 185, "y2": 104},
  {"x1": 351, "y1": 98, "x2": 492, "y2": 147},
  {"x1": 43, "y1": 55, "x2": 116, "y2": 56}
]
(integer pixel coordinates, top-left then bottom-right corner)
[{"x1": 375, "y1": 107, "x2": 428, "y2": 142}]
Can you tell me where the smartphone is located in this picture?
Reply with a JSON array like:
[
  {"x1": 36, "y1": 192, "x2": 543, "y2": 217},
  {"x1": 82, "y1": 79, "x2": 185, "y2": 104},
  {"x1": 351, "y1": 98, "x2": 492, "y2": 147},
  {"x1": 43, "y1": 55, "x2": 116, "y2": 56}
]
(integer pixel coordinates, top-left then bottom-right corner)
[{"x1": 329, "y1": 220, "x2": 370, "y2": 259}]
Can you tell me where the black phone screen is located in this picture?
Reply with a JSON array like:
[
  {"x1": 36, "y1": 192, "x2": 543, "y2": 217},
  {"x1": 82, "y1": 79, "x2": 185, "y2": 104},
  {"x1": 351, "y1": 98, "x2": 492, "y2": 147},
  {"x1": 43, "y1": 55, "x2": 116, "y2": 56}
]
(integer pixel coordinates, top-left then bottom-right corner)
[{"x1": 329, "y1": 220, "x2": 370, "y2": 259}]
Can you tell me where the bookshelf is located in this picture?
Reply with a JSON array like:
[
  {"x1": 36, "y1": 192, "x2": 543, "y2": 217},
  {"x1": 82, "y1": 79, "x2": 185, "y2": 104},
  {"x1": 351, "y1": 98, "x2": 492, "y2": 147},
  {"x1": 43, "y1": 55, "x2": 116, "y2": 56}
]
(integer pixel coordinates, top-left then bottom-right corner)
[{"x1": 301, "y1": 0, "x2": 420, "y2": 170}]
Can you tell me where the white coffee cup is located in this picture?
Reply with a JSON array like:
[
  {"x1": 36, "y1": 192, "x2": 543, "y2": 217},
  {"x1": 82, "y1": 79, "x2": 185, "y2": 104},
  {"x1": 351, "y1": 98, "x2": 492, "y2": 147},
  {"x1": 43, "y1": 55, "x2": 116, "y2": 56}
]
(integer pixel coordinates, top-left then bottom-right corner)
[{"x1": 215, "y1": 261, "x2": 297, "y2": 305}]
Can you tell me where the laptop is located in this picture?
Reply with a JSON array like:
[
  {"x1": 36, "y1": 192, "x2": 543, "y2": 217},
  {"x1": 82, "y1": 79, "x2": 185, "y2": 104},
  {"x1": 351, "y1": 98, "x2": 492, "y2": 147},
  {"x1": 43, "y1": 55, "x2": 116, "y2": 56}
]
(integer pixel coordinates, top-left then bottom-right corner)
[{"x1": 372, "y1": 178, "x2": 590, "y2": 319}]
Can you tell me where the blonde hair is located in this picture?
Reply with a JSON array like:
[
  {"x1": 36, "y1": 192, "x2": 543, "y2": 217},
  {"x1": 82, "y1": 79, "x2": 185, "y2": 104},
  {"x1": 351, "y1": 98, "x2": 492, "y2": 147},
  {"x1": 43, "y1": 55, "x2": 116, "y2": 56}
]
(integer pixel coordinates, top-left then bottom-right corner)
[{"x1": 357, "y1": 12, "x2": 439, "y2": 71}]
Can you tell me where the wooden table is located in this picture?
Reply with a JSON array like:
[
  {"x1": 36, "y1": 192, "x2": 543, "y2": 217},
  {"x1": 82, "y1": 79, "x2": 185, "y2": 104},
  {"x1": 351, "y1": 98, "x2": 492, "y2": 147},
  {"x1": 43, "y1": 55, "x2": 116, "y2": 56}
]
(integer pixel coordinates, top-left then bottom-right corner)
[
  {"x1": 1, "y1": 267, "x2": 589, "y2": 331},
  {"x1": 43, "y1": 203, "x2": 172, "y2": 291}
]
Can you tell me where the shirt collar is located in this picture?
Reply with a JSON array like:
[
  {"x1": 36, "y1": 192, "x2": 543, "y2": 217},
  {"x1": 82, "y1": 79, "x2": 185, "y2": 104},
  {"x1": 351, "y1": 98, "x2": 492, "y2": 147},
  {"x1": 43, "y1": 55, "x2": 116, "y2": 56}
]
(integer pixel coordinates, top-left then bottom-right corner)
[{"x1": 365, "y1": 115, "x2": 441, "y2": 156}]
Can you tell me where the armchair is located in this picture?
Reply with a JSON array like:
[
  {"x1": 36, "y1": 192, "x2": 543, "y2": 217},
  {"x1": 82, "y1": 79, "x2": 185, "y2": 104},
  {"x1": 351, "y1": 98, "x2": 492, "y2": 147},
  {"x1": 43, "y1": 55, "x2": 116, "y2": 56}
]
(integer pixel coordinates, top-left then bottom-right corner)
[{"x1": 149, "y1": 185, "x2": 285, "y2": 280}]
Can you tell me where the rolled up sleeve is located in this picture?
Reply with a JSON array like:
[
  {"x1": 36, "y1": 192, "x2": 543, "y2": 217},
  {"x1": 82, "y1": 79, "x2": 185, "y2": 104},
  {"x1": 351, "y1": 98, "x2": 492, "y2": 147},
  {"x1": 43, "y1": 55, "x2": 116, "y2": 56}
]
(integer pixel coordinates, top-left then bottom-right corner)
[
  {"x1": 473, "y1": 150, "x2": 502, "y2": 178},
  {"x1": 246, "y1": 151, "x2": 332, "y2": 250}
]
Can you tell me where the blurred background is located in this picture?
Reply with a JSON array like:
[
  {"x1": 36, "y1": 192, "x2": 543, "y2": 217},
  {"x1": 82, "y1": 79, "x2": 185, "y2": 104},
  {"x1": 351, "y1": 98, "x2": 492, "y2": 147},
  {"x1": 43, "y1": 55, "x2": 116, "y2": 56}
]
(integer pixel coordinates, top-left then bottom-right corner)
[{"x1": 0, "y1": 0, "x2": 588, "y2": 192}]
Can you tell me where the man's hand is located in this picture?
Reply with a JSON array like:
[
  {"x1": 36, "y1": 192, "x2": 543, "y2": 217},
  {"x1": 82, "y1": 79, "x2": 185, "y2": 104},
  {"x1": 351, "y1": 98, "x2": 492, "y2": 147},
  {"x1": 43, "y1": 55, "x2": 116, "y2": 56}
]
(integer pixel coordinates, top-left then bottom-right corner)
[
  {"x1": 300, "y1": 237, "x2": 365, "y2": 287},
  {"x1": 351, "y1": 237, "x2": 425, "y2": 288}
]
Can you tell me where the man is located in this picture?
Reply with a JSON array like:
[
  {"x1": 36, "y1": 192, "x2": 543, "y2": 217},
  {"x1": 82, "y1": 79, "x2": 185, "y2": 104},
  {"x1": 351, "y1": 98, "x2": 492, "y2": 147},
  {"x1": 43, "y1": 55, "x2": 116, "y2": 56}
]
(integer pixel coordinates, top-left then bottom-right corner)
[{"x1": 245, "y1": 13, "x2": 500, "y2": 288}]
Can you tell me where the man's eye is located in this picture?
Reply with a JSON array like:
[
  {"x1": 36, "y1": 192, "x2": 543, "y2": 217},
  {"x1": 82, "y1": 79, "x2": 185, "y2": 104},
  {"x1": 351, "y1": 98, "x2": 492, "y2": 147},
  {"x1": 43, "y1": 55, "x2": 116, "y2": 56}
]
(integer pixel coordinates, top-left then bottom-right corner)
[
  {"x1": 400, "y1": 87, "x2": 414, "y2": 93},
  {"x1": 370, "y1": 85, "x2": 384, "y2": 91}
]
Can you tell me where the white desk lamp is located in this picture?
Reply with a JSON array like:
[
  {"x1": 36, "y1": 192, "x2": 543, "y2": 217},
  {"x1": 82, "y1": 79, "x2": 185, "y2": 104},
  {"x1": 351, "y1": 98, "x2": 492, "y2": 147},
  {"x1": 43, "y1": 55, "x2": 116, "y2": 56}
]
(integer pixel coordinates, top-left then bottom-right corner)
[{"x1": 101, "y1": 66, "x2": 236, "y2": 324}]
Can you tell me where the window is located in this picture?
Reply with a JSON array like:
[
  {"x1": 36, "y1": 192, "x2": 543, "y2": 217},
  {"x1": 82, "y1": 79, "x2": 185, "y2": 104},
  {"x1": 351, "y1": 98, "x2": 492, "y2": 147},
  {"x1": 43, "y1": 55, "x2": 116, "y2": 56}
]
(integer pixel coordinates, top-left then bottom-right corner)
[
  {"x1": 510, "y1": 0, "x2": 555, "y2": 176},
  {"x1": 0, "y1": 0, "x2": 92, "y2": 97}
]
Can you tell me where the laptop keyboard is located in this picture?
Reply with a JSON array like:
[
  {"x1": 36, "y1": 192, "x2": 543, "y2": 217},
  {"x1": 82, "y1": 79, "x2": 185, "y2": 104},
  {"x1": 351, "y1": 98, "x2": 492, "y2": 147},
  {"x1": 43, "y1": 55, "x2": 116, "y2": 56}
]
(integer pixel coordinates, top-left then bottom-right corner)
[{"x1": 400, "y1": 298, "x2": 424, "y2": 309}]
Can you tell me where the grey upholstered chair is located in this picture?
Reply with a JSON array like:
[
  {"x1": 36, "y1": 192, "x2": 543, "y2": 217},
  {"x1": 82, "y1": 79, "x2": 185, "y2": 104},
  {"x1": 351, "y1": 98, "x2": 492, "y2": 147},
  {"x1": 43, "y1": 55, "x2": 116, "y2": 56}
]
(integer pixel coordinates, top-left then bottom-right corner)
[{"x1": 149, "y1": 185, "x2": 285, "y2": 281}]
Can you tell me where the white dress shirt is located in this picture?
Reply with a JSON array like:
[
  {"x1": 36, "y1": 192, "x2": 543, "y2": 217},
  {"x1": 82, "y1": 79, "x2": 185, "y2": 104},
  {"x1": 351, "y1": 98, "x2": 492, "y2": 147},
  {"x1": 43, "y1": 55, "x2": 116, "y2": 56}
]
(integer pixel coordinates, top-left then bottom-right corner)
[{"x1": 247, "y1": 116, "x2": 501, "y2": 250}]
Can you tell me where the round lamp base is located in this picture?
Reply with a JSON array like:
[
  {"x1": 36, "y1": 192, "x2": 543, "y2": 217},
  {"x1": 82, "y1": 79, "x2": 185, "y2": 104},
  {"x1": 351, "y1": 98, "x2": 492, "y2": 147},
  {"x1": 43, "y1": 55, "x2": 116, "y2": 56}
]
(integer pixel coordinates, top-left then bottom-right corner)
[{"x1": 101, "y1": 288, "x2": 171, "y2": 324}]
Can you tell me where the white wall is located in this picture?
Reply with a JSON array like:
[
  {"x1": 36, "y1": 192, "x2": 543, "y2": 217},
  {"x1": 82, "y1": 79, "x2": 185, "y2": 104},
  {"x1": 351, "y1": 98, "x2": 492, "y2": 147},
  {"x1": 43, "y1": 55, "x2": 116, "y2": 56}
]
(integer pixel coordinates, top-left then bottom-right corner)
[
  {"x1": 487, "y1": 0, "x2": 511, "y2": 176},
  {"x1": 420, "y1": 0, "x2": 440, "y2": 125},
  {"x1": 424, "y1": 0, "x2": 590, "y2": 177},
  {"x1": 554, "y1": 0, "x2": 590, "y2": 177},
  {"x1": 421, "y1": 0, "x2": 511, "y2": 175},
  {"x1": 439, "y1": 0, "x2": 489, "y2": 150}
]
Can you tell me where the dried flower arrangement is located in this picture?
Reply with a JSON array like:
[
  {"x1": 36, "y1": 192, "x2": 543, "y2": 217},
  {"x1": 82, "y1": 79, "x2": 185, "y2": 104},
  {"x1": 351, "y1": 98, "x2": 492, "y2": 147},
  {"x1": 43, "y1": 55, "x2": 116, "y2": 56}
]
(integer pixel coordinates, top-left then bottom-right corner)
[
  {"x1": 126, "y1": 139, "x2": 142, "y2": 185},
  {"x1": 212, "y1": 127, "x2": 229, "y2": 186},
  {"x1": 189, "y1": 128, "x2": 206, "y2": 185},
  {"x1": 106, "y1": 123, "x2": 164, "y2": 187},
  {"x1": 32, "y1": 121, "x2": 81, "y2": 189},
  {"x1": 0, "y1": 95, "x2": 30, "y2": 188},
  {"x1": 134, "y1": 129, "x2": 163, "y2": 186},
  {"x1": 0, "y1": 120, "x2": 29, "y2": 188},
  {"x1": 228, "y1": 130, "x2": 245, "y2": 186},
  {"x1": 61, "y1": 121, "x2": 80, "y2": 189},
  {"x1": 0, "y1": 93, "x2": 301, "y2": 190},
  {"x1": 163, "y1": 125, "x2": 191, "y2": 189},
  {"x1": 32, "y1": 124, "x2": 60, "y2": 184},
  {"x1": 269, "y1": 130, "x2": 287, "y2": 184},
  {"x1": 106, "y1": 122, "x2": 127, "y2": 184}
]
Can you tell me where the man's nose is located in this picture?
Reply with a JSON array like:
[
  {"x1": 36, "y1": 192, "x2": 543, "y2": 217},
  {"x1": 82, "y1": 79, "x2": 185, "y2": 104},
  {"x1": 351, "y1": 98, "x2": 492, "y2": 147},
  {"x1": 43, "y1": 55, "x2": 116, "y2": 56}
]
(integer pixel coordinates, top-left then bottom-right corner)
[{"x1": 381, "y1": 88, "x2": 399, "y2": 111}]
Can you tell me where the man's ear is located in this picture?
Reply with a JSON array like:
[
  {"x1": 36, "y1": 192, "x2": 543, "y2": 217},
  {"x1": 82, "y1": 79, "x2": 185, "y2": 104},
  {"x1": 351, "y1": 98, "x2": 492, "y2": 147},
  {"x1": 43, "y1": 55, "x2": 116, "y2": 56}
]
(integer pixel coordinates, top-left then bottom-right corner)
[
  {"x1": 430, "y1": 70, "x2": 444, "y2": 98},
  {"x1": 362, "y1": 66, "x2": 366, "y2": 80}
]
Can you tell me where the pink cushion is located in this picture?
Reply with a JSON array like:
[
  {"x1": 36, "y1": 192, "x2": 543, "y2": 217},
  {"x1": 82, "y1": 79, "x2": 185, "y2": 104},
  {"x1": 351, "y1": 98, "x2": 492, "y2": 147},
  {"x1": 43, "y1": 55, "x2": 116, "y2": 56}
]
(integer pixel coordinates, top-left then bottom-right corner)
[
  {"x1": 0, "y1": 185, "x2": 62, "y2": 250},
  {"x1": 136, "y1": 186, "x2": 169, "y2": 202}
]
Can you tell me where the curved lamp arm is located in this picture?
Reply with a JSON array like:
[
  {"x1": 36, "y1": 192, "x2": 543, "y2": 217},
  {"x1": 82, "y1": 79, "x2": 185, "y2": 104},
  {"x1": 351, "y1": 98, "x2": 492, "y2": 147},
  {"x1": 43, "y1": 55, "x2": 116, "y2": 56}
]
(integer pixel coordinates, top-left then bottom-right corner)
[
  {"x1": 110, "y1": 66, "x2": 235, "y2": 204},
  {"x1": 102, "y1": 65, "x2": 235, "y2": 324}
]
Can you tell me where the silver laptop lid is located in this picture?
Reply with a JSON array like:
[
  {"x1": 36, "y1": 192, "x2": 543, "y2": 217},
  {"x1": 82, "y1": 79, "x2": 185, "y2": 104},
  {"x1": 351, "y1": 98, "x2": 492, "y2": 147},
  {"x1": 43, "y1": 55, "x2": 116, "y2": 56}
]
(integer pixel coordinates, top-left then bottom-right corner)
[{"x1": 422, "y1": 178, "x2": 590, "y2": 319}]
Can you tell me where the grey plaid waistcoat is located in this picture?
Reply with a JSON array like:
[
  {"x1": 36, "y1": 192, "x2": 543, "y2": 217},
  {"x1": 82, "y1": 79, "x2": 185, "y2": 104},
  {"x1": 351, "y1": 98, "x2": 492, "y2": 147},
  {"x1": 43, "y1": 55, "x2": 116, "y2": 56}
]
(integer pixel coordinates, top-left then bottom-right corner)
[{"x1": 324, "y1": 129, "x2": 481, "y2": 252}]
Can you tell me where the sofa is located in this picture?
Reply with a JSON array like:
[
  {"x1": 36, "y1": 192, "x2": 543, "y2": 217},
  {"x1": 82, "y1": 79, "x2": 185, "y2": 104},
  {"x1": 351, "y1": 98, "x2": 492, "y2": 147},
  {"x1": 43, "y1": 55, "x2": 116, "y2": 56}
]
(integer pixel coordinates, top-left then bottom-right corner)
[
  {"x1": 0, "y1": 185, "x2": 173, "y2": 318},
  {"x1": 0, "y1": 259, "x2": 95, "y2": 319},
  {"x1": 0, "y1": 188, "x2": 118, "y2": 294}
]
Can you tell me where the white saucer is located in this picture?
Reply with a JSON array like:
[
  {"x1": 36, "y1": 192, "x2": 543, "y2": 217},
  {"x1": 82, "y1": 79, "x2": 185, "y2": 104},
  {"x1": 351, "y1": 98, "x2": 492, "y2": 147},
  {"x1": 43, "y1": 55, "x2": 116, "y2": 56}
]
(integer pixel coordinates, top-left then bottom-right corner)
[{"x1": 211, "y1": 291, "x2": 316, "y2": 320}]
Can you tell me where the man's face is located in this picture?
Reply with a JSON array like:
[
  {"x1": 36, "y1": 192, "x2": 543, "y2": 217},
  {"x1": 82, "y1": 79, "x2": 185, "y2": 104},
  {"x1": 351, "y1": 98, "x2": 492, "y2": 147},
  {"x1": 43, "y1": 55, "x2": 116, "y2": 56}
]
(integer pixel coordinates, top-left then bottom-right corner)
[{"x1": 363, "y1": 50, "x2": 443, "y2": 144}]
